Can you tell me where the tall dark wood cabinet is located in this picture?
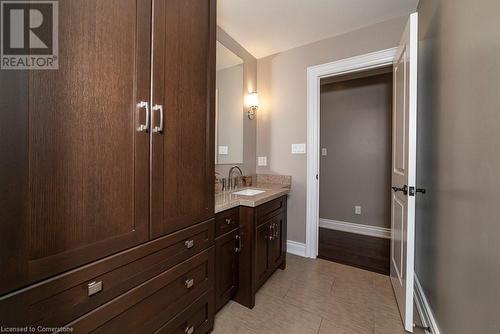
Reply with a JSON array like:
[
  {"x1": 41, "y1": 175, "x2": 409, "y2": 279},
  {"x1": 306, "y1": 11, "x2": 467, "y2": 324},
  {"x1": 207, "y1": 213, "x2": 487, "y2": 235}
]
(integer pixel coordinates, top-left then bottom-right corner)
[
  {"x1": 150, "y1": 0, "x2": 215, "y2": 238},
  {"x1": 0, "y1": 0, "x2": 152, "y2": 296},
  {"x1": 0, "y1": 0, "x2": 216, "y2": 332}
]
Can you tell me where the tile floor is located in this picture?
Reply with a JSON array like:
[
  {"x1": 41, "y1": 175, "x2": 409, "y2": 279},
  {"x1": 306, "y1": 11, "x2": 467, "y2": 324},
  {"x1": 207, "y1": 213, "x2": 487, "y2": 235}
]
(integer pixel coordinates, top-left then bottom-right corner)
[{"x1": 213, "y1": 254, "x2": 425, "y2": 334}]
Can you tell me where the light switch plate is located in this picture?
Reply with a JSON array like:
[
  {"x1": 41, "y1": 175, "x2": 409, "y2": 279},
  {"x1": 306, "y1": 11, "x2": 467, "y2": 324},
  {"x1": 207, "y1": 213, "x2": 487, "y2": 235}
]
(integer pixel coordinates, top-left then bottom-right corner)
[
  {"x1": 321, "y1": 148, "x2": 327, "y2": 156},
  {"x1": 218, "y1": 146, "x2": 228, "y2": 155},
  {"x1": 257, "y1": 156, "x2": 267, "y2": 166},
  {"x1": 355, "y1": 206, "x2": 362, "y2": 215},
  {"x1": 292, "y1": 143, "x2": 306, "y2": 154}
]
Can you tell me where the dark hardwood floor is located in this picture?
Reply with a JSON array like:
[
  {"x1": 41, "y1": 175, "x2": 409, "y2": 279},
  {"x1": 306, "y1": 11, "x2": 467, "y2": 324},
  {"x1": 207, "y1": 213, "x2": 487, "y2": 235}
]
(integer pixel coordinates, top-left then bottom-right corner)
[{"x1": 318, "y1": 228, "x2": 390, "y2": 275}]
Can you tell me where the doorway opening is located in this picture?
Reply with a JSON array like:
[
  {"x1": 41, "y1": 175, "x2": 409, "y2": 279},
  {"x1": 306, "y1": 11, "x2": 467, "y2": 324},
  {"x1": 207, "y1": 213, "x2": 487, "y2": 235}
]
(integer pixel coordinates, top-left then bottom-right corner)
[
  {"x1": 305, "y1": 47, "x2": 398, "y2": 259},
  {"x1": 306, "y1": 14, "x2": 418, "y2": 331},
  {"x1": 317, "y1": 66, "x2": 393, "y2": 275}
]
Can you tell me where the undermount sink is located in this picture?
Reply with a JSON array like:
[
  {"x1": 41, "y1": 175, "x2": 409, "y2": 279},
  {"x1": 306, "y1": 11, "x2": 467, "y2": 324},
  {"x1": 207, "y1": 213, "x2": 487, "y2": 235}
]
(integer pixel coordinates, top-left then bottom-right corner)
[{"x1": 232, "y1": 189, "x2": 265, "y2": 196}]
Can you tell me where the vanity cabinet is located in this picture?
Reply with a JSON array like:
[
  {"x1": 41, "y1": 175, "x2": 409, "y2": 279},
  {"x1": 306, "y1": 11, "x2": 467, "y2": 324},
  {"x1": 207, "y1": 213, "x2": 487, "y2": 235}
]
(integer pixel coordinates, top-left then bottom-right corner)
[
  {"x1": 255, "y1": 212, "x2": 286, "y2": 289},
  {"x1": 0, "y1": 0, "x2": 216, "y2": 331},
  {"x1": 213, "y1": 196, "x2": 287, "y2": 310}
]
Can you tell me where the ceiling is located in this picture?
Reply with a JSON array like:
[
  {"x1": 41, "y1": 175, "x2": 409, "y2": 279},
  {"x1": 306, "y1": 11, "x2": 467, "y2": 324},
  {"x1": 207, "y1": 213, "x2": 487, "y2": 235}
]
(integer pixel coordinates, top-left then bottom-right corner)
[{"x1": 217, "y1": 0, "x2": 418, "y2": 59}]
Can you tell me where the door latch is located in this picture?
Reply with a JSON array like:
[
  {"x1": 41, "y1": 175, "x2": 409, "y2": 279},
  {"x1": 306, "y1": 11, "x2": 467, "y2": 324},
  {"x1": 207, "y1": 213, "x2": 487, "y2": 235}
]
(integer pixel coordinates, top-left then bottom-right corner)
[{"x1": 408, "y1": 186, "x2": 427, "y2": 196}]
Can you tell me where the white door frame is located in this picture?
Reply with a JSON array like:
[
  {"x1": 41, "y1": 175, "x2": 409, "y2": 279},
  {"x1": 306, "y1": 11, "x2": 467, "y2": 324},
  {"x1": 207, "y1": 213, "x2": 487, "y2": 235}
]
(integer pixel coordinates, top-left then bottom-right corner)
[{"x1": 305, "y1": 47, "x2": 398, "y2": 258}]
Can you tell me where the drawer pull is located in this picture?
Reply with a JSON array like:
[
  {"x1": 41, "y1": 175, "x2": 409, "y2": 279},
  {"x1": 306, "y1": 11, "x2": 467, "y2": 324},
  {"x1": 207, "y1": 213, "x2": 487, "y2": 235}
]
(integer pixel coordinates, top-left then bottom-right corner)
[
  {"x1": 87, "y1": 281, "x2": 103, "y2": 296},
  {"x1": 185, "y1": 278, "x2": 194, "y2": 289},
  {"x1": 185, "y1": 325, "x2": 194, "y2": 334},
  {"x1": 235, "y1": 235, "x2": 242, "y2": 253},
  {"x1": 225, "y1": 218, "x2": 232, "y2": 225},
  {"x1": 184, "y1": 239, "x2": 194, "y2": 249}
]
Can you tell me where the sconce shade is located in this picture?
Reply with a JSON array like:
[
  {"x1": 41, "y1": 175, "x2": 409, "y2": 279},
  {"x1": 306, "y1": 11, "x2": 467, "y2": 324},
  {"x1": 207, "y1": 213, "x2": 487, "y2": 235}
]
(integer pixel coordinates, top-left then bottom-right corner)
[{"x1": 247, "y1": 92, "x2": 259, "y2": 108}]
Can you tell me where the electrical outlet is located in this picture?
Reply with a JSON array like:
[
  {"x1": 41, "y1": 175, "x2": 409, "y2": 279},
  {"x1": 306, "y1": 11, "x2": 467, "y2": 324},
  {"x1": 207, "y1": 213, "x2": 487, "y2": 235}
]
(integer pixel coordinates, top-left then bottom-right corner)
[
  {"x1": 218, "y1": 146, "x2": 228, "y2": 155},
  {"x1": 257, "y1": 156, "x2": 267, "y2": 166},
  {"x1": 321, "y1": 148, "x2": 327, "y2": 156},
  {"x1": 355, "y1": 206, "x2": 362, "y2": 215}
]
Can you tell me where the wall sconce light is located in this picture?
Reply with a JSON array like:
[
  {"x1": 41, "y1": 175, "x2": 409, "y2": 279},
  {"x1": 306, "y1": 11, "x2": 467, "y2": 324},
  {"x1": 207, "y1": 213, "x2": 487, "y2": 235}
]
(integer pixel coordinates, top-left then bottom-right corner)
[{"x1": 246, "y1": 92, "x2": 259, "y2": 120}]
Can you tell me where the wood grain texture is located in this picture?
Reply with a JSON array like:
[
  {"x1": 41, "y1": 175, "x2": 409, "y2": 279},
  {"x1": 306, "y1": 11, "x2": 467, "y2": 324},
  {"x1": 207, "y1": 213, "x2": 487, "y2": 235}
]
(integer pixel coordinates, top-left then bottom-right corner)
[
  {"x1": 0, "y1": 219, "x2": 214, "y2": 328},
  {"x1": 215, "y1": 228, "x2": 239, "y2": 311},
  {"x1": 232, "y1": 196, "x2": 288, "y2": 309},
  {"x1": 0, "y1": 0, "x2": 151, "y2": 295},
  {"x1": 156, "y1": 290, "x2": 214, "y2": 334},
  {"x1": 66, "y1": 247, "x2": 215, "y2": 333},
  {"x1": 150, "y1": 0, "x2": 216, "y2": 238},
  {"x1": 318, "y1": 228, "x2": 390, "y2": 275},
  {"x1": 233, "y1": 206, "x2": 256, "y2": 309},
  {"x1": 215, "y1": 207, "x2": 239, "y2": 237}
]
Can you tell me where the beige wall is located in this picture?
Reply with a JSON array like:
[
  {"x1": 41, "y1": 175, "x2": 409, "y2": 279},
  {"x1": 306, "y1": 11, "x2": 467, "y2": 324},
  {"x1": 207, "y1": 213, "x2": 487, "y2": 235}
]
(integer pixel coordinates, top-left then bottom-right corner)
[
  {"x1": 416, "y1": 0, "x2": 500, "y2": 333},
  {"x1": 320, "y1": 73, "x2": 392, "y2": 228},
  {"x1": 216, "y1": 27, "x2": 257, "y2": 176},
  {"x1": 256, "y1": 17, "x2": 407, "y2": 243}
]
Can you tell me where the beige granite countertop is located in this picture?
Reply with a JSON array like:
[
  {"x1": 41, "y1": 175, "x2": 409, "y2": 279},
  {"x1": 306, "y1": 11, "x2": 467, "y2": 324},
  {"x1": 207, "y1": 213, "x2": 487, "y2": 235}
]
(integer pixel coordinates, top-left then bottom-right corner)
[{"x1": 215, "y1": 182, "x2": 291, "y2": 214}]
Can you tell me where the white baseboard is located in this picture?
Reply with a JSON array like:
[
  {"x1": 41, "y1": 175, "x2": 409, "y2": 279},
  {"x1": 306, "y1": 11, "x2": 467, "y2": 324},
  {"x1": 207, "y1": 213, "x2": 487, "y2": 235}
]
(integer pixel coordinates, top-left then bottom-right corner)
[
  {"x1": 414, "y1": 274, "x2": 441, "y2": 334},
  {"x1": 319, "y1": 218, "x2": 391, "y2": 239},
  {"x1": 287, "y1": 240, "x2": 306, "y2": 257}
]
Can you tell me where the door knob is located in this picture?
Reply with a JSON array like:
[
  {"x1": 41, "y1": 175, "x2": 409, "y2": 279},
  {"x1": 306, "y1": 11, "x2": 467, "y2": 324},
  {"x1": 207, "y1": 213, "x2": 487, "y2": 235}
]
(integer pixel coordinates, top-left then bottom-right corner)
[{"x1": 391, "y1": 185, "x2": 408, "y2": 195}]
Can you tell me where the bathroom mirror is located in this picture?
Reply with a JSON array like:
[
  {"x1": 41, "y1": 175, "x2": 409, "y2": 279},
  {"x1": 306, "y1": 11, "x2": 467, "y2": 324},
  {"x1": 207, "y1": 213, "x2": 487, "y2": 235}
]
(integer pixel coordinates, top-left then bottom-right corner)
[{"x1": 215, "y1": 41, "x2": 244, "y2": 164}]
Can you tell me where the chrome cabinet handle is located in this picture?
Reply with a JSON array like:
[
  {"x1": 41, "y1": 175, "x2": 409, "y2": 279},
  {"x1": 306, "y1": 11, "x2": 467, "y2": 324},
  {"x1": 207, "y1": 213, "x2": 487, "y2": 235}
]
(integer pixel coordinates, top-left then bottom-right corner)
[
  {"x1": 185, "y1": 239, "x2": 194, "y2": 249},
  {"x1": 184, "y1": 325, "x2": 194, "y2": 334},
  {"x1": 225, "y1": 218, "x2": 232, "y2": 225},
  {"x1": 152, "y1": 104, "x2": 164, "y2": 133},
  {"x1": 268, "y1": 224, "x2": 274, "y2": 241},
  {"x1": 274, "y1": 222, "x2": 280, "y2": 239},
  {"x1": 235, "y1": 234, "x2": 242, "y2": 253},
  {"x1": 87, "y1": 281, "x2": 103, "y2": 296},
  {"x1": 185, "y1": 278, "x2": 194, "y2": 289},
  {"x1": 136, "y1": 101, "x2": 149, "y2": 132}
]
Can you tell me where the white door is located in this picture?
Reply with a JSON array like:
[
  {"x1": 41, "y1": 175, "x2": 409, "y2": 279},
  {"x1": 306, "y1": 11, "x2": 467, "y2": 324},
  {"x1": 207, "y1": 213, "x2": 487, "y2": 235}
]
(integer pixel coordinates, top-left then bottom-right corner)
[{"x1": 390, "y1": 12, "x2": 418, "y2": 333}]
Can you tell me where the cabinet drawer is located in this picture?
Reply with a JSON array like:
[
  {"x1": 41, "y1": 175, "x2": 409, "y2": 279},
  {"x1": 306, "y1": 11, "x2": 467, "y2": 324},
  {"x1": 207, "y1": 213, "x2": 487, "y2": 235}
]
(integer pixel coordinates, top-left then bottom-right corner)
[
  {"x1": 256, "y1": 196, "x2": 285, "y2": 224},
  {"x1": 0, "y1": 220, "x2": 214, "y2": 328},
  {"x1": 67, "y1": 247, "x2": 215, "y2": 333},
  {"x1": 156, "y1": 290, "x2": 214, "y2": 334},
  {"x1": 215, "y1": 207, "x2": 239, "y2": 237}
]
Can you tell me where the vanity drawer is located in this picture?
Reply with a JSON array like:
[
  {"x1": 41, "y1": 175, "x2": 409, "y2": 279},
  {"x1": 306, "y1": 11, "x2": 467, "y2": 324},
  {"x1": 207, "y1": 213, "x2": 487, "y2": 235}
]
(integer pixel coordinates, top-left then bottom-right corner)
[
  {"x1": 156, "y1": 290, "x2": 214, "y2": 334},
  {"x1": 256, "y1": 196, "x2": 285, "y2": 223},
  {"x1": 215, "y1": 207, "x2": 239, "y2": 237},
  {"x1": 0, "y1": 219, "x2": 214, "y2": 328},
  {"x1": 67, "y1": 247, "x2": 215, "y2": 333}
]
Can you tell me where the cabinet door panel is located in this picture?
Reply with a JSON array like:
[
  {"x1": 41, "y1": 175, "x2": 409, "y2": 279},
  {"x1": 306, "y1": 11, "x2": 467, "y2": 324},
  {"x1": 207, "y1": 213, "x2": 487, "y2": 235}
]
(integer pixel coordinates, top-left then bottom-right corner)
[
  {"x1": 255, "y1": 223, "x2": 270, "y2": 285},
  {"x1": 0, "y1": 0, "x2": 151, "y2": 294},
  {"x1": 215, "y1": 229, "x2": 239, "y2": 311},
  {"x1": 268, "y1": 214, "x2": 285, "y2": 270},
  {"x1": 150, "y1": 0, "x2": 216, "y2": 238}
]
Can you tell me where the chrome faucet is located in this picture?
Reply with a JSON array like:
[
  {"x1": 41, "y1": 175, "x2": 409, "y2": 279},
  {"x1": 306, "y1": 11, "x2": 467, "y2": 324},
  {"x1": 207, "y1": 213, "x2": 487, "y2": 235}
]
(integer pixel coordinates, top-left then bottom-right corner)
[{"x1": 228, "y1": 166, "x2": 243, "y2": 190}]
